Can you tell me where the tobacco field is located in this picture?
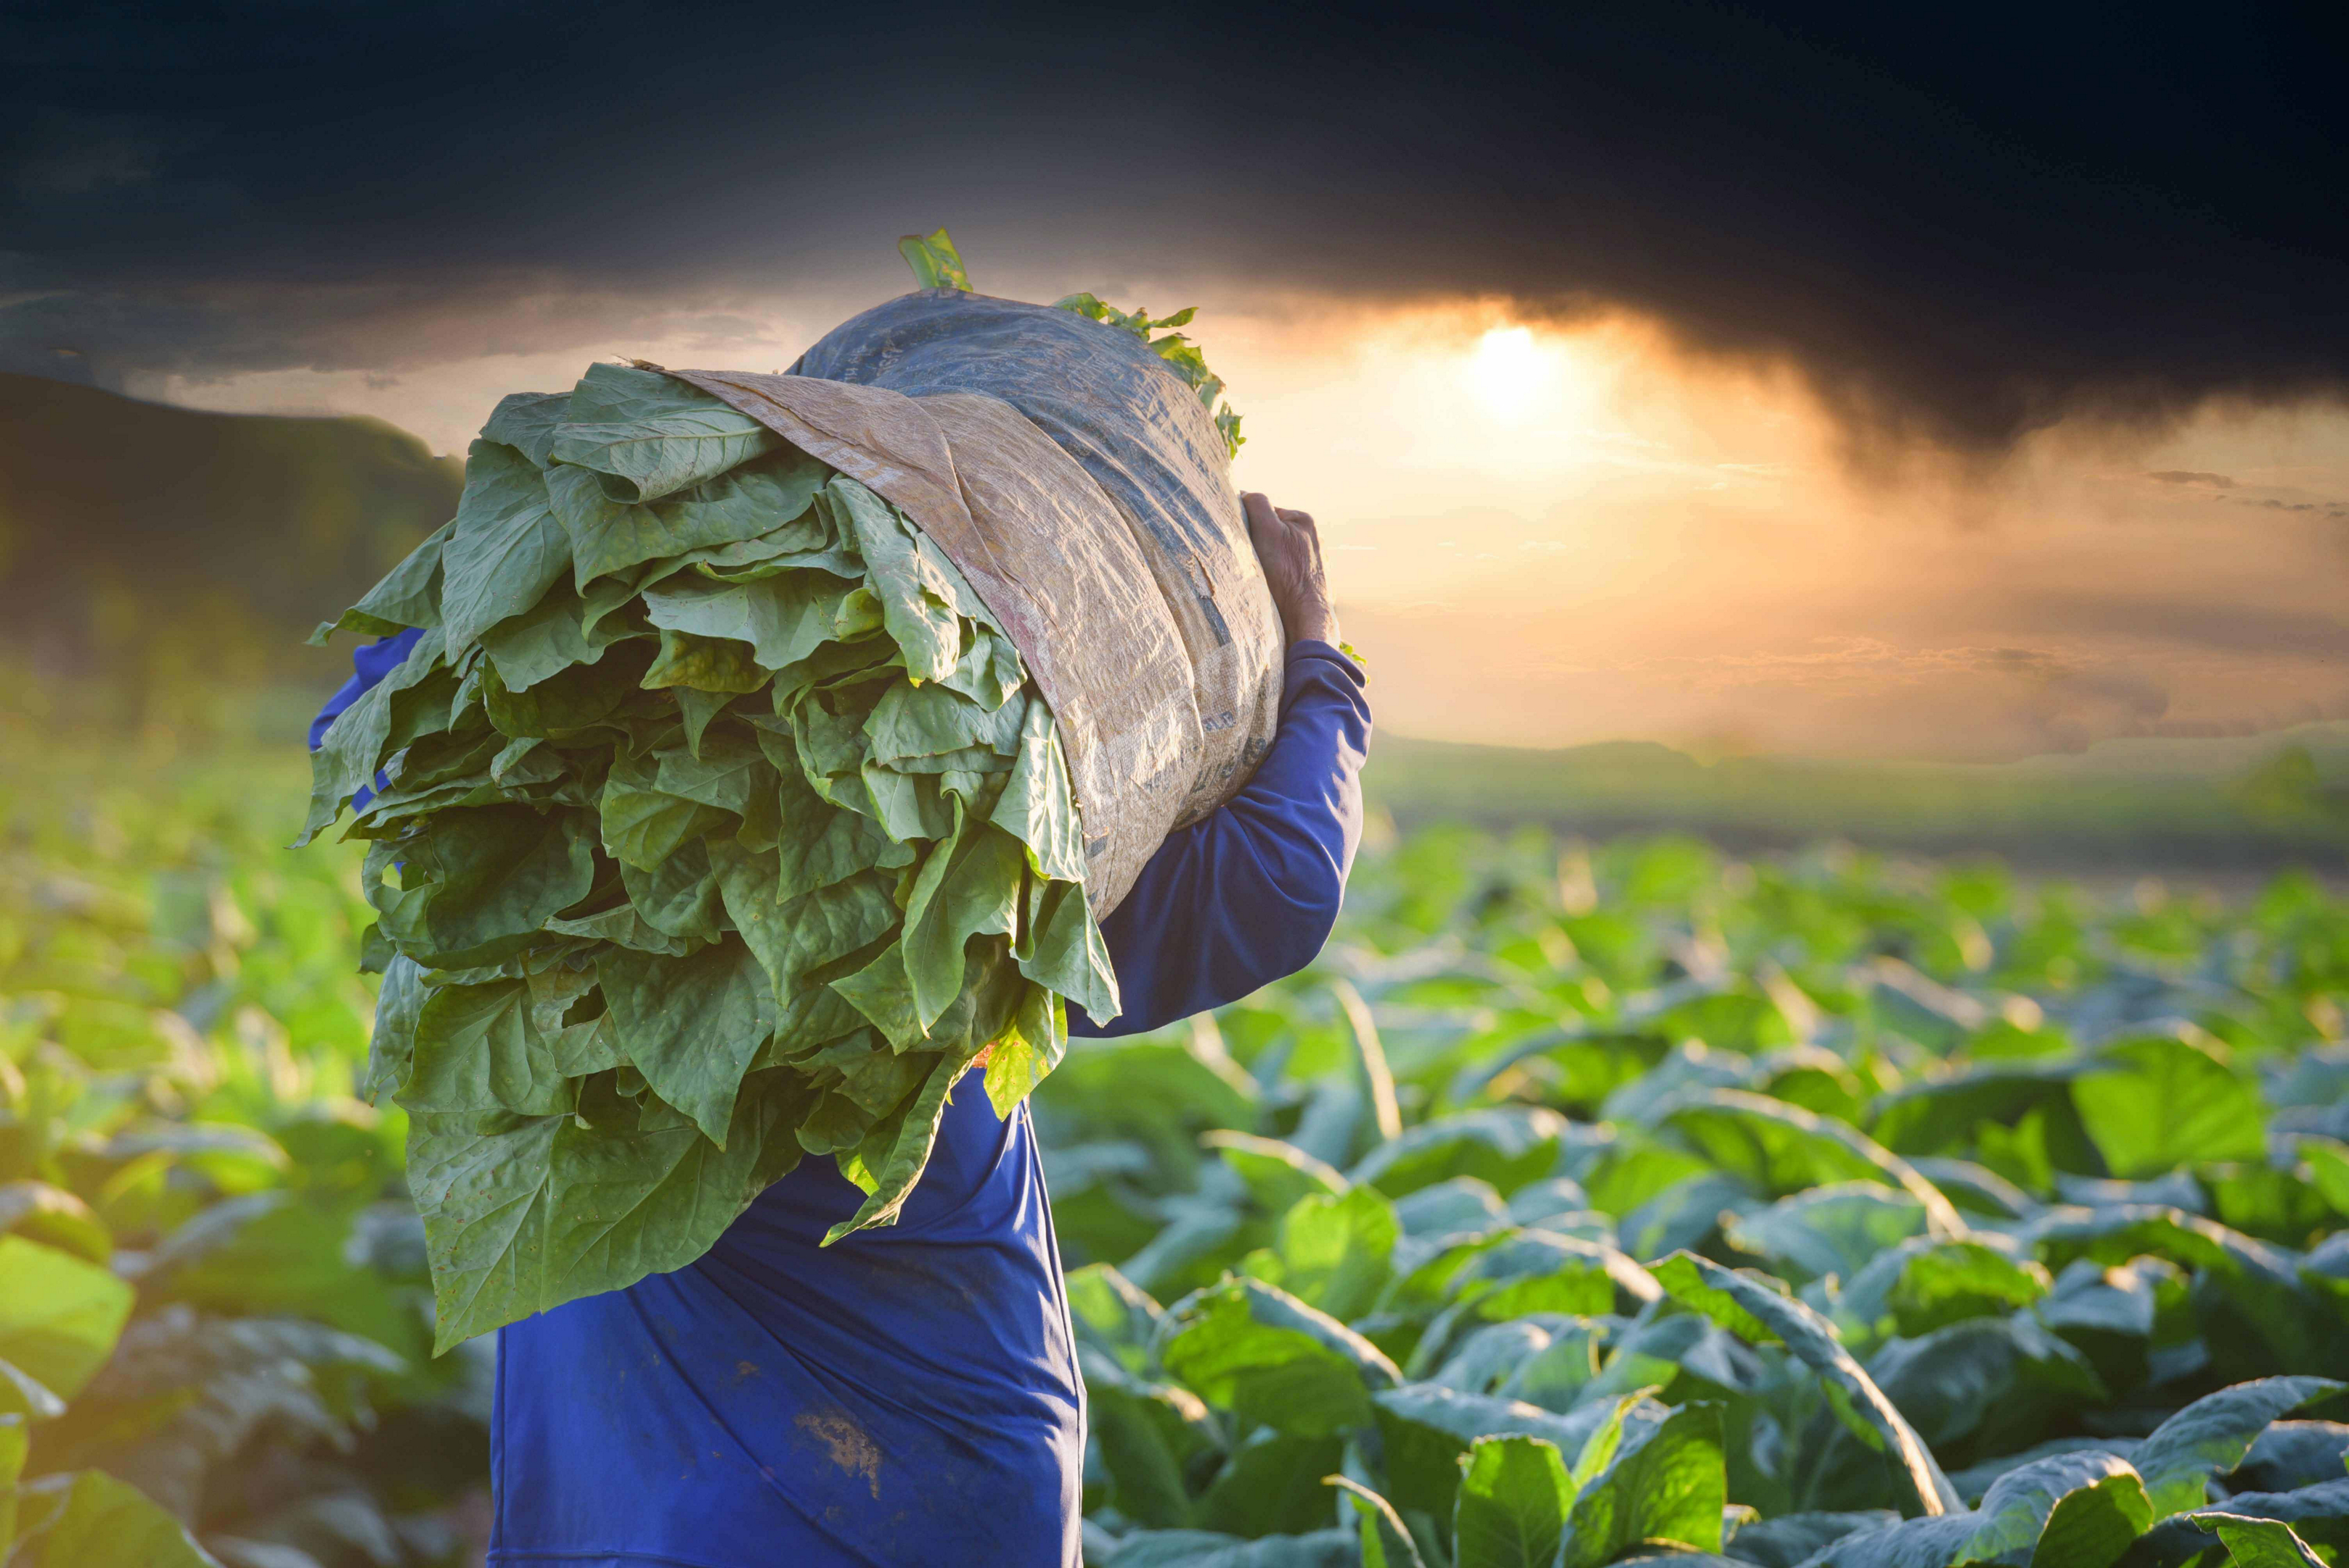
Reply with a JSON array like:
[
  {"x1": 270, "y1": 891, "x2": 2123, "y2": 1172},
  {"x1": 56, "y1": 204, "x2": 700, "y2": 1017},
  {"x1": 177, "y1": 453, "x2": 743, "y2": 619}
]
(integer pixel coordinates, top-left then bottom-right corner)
[{"x1": 7, "y1": 738, "x2": 2349, "y2": 1568}]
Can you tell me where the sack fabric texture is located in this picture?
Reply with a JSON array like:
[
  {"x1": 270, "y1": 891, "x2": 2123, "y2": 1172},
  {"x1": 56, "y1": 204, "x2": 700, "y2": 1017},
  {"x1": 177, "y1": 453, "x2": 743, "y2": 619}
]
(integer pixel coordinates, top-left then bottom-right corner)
[{"x1": 661, "y1": 287, "x2": 1283, "y2": 918}]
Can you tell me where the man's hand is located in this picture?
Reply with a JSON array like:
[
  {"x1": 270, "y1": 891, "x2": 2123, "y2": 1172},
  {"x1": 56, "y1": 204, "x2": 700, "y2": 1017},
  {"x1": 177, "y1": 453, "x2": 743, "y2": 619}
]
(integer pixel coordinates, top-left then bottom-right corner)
[{"x1": 1241, "y1": 492, "x2": 1340, "y2": 648}]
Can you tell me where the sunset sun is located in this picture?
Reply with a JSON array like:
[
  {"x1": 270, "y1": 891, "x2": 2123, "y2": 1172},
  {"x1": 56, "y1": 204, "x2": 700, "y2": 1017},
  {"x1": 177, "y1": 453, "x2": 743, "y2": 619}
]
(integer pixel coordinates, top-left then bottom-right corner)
[{"x1": 1466, "y1": 324, "x2": 1557, "y2": 418}]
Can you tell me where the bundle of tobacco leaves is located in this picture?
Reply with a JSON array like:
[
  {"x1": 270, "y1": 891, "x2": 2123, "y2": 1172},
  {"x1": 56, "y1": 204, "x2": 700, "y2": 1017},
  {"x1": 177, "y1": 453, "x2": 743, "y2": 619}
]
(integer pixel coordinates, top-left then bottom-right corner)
[{"x1": 304, "y1": 359, "x2": 1120, "y2": 1348}]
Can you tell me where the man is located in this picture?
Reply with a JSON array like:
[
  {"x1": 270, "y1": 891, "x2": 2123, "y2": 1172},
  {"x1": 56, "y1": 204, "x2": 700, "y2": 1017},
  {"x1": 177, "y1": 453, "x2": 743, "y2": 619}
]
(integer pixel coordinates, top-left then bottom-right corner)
[{"x1": 315, "y1": 494, "x2": 1370, "y2": 1565}]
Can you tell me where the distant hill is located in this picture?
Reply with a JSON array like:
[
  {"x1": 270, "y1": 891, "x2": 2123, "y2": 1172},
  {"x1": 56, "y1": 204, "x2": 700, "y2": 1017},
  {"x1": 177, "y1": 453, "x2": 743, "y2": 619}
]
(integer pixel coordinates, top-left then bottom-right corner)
[
  {"x1": 0, "y1": 374, "x2": 462, "y2": 693},
  {"x1": 1364, "y1": 727, "x2": 2349, "y2": 869}
]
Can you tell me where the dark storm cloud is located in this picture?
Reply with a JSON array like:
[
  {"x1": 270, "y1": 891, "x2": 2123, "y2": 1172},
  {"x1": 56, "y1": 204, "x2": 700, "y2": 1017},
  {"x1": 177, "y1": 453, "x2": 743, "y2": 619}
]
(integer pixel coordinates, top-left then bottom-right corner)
[
  {"x1": 4, "y1": 1, "x2": 2344, "y2": 452},
  {"x1": 1957, "y1": 593, "x2": 2349, "y2": 661}
]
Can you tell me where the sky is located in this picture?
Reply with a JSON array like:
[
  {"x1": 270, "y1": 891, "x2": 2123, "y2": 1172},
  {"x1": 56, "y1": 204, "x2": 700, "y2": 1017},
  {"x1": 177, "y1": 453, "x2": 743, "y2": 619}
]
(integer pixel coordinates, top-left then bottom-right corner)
[{"x1": 5, "y1": 1, "x2": 2345, "y2": 760}]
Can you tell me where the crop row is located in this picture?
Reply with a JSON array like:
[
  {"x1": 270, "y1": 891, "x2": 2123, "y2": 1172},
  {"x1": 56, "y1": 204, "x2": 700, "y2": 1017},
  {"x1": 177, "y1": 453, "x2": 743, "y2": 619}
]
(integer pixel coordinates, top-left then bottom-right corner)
[
  {"x1": 5, "y1": 751, "x2": 2348, "y2": 1567},
  {"x1": 1037, "y1": 830, "x2": 2349, "y2": 1567}
]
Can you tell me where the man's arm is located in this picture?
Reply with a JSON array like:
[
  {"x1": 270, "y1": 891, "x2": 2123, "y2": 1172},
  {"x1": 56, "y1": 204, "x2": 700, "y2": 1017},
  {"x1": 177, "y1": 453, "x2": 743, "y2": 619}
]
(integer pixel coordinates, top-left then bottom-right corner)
[{"x1": 1069, "y1": 495, "x2": 1370, "y2": 1037}]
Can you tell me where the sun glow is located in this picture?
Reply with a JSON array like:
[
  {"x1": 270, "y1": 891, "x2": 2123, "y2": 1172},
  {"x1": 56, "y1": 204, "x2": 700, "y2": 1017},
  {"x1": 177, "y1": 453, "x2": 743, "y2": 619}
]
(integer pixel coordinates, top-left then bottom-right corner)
[
  {"x1": 1215, "y1": 303, "x2": 1763, "y2": 512},
  {"x1": 1466, "y1": 325, "x2": 1559, "y2": 420}
]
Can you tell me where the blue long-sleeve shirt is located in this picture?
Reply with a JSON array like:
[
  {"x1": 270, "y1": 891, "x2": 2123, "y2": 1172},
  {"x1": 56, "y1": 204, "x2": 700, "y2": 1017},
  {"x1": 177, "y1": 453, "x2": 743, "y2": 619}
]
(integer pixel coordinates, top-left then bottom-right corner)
[{"x1": 314, "y1": 631, "x2": 1368, "y2": 1567}]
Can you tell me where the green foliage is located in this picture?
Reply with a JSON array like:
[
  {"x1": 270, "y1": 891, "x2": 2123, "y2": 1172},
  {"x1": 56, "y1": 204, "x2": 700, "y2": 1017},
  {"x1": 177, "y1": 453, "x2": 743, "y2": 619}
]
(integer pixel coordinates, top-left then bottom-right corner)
[
  {"x1": 18, "y1": 699, "x2": 2349, "y2": 1567},
  {"x1": 306, "y1": 363, "x2": 1122, "y2": 1346},
  {"x1": 1, "y1": 743, "x2": 488, "y2": 1565},
  {"x1": 1453, "y1": 1435, "x2": 1572, "y2": 1568},
  {"x1": 898, "y1": 228, "x2": 974, "y2": 293},
  {"x1": 1055, "y1": 292, "x2": 1247, "y2": 457},
  {"x1": 1069, "y1": 830, "x2": 2349, "y2": 1566}
]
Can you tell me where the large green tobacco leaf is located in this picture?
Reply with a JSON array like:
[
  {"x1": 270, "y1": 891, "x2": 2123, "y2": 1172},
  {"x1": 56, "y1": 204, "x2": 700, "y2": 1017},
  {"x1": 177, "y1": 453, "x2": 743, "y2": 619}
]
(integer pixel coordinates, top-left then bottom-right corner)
[
  {"x1": 599, "y1": 748, "x2": 740, "y2": 872},
  {"x1": 1068, "y1": 1265, "x2": 1164, "y2": 1373},
  {"x1": 1203, "y1": 1132, "x2": 1348, "y2": 1219},
  {"x1": 13, "y1": 1469, "x2": 221, "y2": 1568},
  {"x1": 1867, "y1": 1060, "x2": 2092, "y2": 1166},
  {"x1": 2130, "y1": 1480, "x2": 2349, "y2": 1564},
  {"x1": 158, "y1": 1196, "x2": 417, "y2": 1356},
  {"x1": 1453, "y1": 1434, "x2": 1573, "y2": 1568},
  {"x1": 1833, "y1": 1238, "x2": 2051, "y2": 1348},
  {"x1": 599, "y1": 938, "x2": 778, "y2": 1146},
  {"x1": 642, "y1": 570, "x2": 866, "y2": 675},
  {"x1": 1795, "y1": 1450, "x2": 2152, "y2": 1567},
  {"x1": 2230, "y1": 1421, "x2": 2349, "y2": 1493},
  {"x1": 1554, "y1": 1313, "x2": 1757, "y2": 1420},
  {"x1": 824, "y1": 477, "x2": 963, "y2": 684},
  {"x1": 2190, "y1": 1512, "x2": 2329, "y2": 1567},
  {"x1": 641, "y1": 626, "x2": 769, "y2": 693},
  {"x1": 549, "y1": 455, "x2": 830, "y2": 590},
  {"x1": 438, "y1": 439, "x2": 573, "y2": 658},
  {"x1": 2027, "y1": 1456, "x2": 2156, "y2": 1567},
  {"x1": 1259, "y1": 1187, "x2": 1401, "y2": 1322},
  {"x1": 2070, "y1": 1034, "x2": 2268, "y2": 1178},
  {"x1": 400, "y1": 977, "x2": 571, "y2": 1117},
  {"x1": 407, "y1": 1067, "x2": 812, "y2": 1351},
  {"x1": 617, "y1": 838, "x2": 726, "y2": 942},
  {"x1": 896, "y1": 820, "x2": 1027, "y2": 1029},
  {"x1": 0, "y1": 1236, "x2": 134, "y2": 1404},
  {"x1": 1017, "y1": 876, "x2": 1119, "y2": 1022},
  {"x1": 482, "y1": 388, "x2": 571, "y2": 463},
  {"x1": 826, "y1": 1037, "x2": 994, "y2": 1241},
  {"x1": 1651, "y1": 1250, "x2": 1961, "y2": 1516},
  {"x1": 1157, "y1": 1279, "x2": 1401, "y2": 1437},
  {"x1": 1558, "y1": 1399, "x2": 1725, "y2": 1567},
  {"x1": 547, "y1": 388, "x2": 783, "y2": 505},
  {"x1": 1372, "y1": 1384, "x2": 1613, "y2": 1528},
  {"x1": 480, "y1": 576, "x2": 637, "y2": 693},
  {"x1": 1436, "y1": 1230, "x2": 1656, "y2": 1329},
  {"x1": 2022, "y1": 1206, "x2": 2326, "y2": 1376},
  {"x1": 481, "y1": 638, "x2": 651, "y2": 735},
  {"x1": 368, "y1": 807, "x2": 599, "y2": 964},
  {"x1": 1885, "y1": 1243, "x2": 2050, "y2": 1336},
  {"x1": 1492, "y1": 1322, "x2": 1614, "y2": 1413},
  {"x1": 2131, "y1": 1377, "x2": 2345, "y2": 1517},
  {"x1": 39, "y1": 1315, "x2": 408, "y2": 1519}
]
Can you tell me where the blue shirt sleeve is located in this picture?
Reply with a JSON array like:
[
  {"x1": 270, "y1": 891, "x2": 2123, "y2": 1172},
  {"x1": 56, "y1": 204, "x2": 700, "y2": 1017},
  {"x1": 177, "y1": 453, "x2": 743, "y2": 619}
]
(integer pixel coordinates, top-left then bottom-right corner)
[
  {"x1": 309, "y1": 626, "x2": 423, "y2": 810},
  {"x1": 1069, "y1": 640, "x2": 1372, "y2": 1039}
]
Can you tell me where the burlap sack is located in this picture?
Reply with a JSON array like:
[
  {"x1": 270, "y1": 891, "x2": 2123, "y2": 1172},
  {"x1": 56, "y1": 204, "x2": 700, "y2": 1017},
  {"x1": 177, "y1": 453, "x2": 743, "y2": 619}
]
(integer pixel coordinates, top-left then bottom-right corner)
[{"x1": 661, "y1": 289, "x2": 1283, "y2": 918}]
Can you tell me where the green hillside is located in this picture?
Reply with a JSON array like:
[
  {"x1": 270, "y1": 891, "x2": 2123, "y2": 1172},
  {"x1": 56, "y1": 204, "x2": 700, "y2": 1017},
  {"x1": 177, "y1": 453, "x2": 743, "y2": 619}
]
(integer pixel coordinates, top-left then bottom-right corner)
[
  {"x1": 1363, "y1": 726, "x2": 2349, "y2": 869},
  {"x1": 0, "y1": 373, "x2": 462, "y2": 717}
]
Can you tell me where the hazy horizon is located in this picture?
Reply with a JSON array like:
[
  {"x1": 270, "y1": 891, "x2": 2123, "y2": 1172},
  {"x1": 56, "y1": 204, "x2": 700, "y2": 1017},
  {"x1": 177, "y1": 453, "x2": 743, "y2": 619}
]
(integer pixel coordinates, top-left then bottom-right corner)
[{"x1": 84, "y1": 275, "x2": 2348, "y2": 767}]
